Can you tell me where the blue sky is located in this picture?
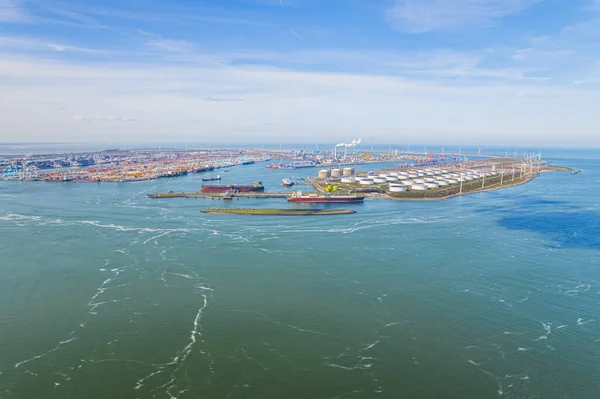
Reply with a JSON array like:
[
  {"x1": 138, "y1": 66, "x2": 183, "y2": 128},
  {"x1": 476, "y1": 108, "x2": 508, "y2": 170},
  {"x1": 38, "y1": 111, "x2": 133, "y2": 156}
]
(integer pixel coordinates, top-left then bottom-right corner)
[{"x1": 1, "y1": 0, "x2": 599, "y2": 145}]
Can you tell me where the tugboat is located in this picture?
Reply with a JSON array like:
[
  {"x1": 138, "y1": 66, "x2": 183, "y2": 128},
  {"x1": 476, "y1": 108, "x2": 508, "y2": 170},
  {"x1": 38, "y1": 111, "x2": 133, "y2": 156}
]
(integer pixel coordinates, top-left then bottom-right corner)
[
  {"x1": 288, "y1": 190, "x2": 364, "y2": 203},
  {"x1": 202, "y1": 175, "x2": 221, "y2": 182},
  {"x1": 281, "y1": 178, "x2": 294, "y2": 187}
]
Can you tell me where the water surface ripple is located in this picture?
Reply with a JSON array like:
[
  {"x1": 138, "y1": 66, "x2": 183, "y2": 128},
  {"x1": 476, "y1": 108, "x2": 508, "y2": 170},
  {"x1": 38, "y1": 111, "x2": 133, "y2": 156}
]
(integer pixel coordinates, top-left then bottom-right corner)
[{"x1": 0, "y1": 158, "x2": 599, "y2": 398}]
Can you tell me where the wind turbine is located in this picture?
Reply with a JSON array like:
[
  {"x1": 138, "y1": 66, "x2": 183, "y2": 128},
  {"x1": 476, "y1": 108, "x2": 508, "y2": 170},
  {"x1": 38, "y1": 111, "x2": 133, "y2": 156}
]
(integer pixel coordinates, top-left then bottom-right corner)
[
  {"x1": 477, "y1": 147, "x2": 483, "y2": 155},
  {"x1": 458, "y1": 145, "x2": 463, "y2": 155}
]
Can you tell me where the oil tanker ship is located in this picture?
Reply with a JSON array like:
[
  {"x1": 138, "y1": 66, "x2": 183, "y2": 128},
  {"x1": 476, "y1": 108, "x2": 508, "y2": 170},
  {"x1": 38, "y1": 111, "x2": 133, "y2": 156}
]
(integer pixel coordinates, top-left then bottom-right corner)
[
  {"x1": 201, "y1": 181, "x2": 264, "y2": 193},
  {"x1": 288, "y1": 191, "x2": 364, "y2": 203}
]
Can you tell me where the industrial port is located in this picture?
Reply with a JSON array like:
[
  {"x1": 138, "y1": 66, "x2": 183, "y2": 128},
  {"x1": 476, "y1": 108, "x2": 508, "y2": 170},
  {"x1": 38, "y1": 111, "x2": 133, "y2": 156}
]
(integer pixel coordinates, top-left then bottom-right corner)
[
  {"x1": 0, "y1": 141, "x2": 469, "y2": 183},
  {"x1": 1, "y1": 143, "x2": 578, "y2": 203}
]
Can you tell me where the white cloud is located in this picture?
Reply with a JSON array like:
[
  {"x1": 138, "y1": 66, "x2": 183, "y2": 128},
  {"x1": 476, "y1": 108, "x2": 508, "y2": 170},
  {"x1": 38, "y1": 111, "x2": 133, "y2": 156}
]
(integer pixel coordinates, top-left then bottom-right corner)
[
  {"x1": 0, "y1": 0, "x2": 27, "y2": 22},
  {"x1": 1, "y1": 53, "x2": 599, "y2": 145},
  {"x1": 0, "y1": 35, "x2": 102, "y2": 53},
  {"x1": 388, "y1": 0, "x2": 541, "y2": 32},
  {"x1": 72, "y1": 116, "x2": 136, "y2": 122}
]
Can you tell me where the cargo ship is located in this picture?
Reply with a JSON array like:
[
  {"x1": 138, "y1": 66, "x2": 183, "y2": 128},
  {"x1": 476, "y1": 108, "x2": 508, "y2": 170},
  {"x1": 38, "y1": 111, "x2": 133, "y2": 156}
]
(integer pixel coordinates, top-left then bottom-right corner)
[
  {"x1": 201, "y1": 182, "x2": 264, "y2": 193},
  {"x1": 288, "y1": 191, "x2": 364, "y2": 203},
  {"x1": 290, "y1": 161, "x2": 316, "y2": 169}
]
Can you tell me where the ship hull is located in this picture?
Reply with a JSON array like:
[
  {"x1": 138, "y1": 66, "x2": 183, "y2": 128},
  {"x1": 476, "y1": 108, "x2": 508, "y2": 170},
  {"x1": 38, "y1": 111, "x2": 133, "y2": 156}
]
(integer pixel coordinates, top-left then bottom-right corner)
[
  {"x1": 288, "y1": 196, "x2": 364, "y2": 203},
  {"x1": 201, "y1": 185, "x2": 265, "y2": 193}
]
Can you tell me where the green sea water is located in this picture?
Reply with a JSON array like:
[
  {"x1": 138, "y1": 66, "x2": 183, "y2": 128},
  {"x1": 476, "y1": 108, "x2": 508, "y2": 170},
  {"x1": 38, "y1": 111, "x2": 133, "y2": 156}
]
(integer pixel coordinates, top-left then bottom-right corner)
[{"x1": 1, "y1": 158, "x2": 599, "y2": 398}]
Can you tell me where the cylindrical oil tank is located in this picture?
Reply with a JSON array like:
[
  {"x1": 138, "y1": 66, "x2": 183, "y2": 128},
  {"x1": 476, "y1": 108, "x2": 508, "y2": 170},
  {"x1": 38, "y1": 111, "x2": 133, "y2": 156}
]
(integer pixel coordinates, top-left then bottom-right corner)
[
  {"x1": 342, "y1": 167, "x2": 355, "y2": 176},
  {"x1": 402, "y1": 180, "x2": 414, "y2": 186},
  {"x1": 425, "y1": 177, "x2": 437, "y2": 182},
  {"x1": 386, "y1": 176, "x2": 399, "y2": 182},
  {"x1": 331, "y1": 168, "x2": 342, "y2": 178},
  {"x1": 411, "y1": 184, "x2": 428, "y2": 191},
  {"x1": 359, "y1": 179, "x2": 374, "y2": 185},
  {"x1": 408, "y1": 173, "x2": 418, "y2": 179},
  {"x1": 373, "y1": 177, "x2": 388, "y2": 184},
  {"x1": 318, "y1": 169, "x2": 330, "y2": 179},
  {"x1": 341, "y1": 176, "x2": 355, "y2": 183},
  {"x1": 447, "y1": 179, "x2": 458, "y2": 184},
  {"x1": 414, "y1": 178, "x2": 426, "y2": 184},
  {"x1": 425, "y1": 182, "x2": 439, "y2": 188},
  {"x1": 436, "y1": 180, "x2": 449, "y2": 186},
  {"x1": 389, "y1": 185, "x2": 407, "y2": 192}
]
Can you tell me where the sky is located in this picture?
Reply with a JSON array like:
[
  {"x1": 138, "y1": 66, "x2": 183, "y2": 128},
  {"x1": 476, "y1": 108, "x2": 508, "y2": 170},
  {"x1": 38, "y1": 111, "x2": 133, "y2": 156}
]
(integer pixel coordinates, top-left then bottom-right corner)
[{"x1": 0, "y1": 0, "x2": 599, "y2": 146}]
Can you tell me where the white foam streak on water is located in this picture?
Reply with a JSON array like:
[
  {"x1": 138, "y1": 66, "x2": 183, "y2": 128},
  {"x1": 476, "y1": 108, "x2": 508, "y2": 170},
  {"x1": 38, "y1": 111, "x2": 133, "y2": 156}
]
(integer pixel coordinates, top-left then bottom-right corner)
[{"x1": 134, "y1": 273, "x2": 212, "y2": 397}]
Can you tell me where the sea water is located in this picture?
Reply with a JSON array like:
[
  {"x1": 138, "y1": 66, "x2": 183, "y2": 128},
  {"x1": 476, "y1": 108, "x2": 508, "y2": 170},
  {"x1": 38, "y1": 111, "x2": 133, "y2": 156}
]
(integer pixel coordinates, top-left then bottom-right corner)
[{"x1": 0, "y1": 155, "x2": 599, "y2": 398}]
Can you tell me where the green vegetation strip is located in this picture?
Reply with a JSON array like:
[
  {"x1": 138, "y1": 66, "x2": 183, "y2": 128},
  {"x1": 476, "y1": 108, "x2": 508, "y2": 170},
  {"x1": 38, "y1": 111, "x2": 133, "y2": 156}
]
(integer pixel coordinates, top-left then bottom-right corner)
[{"x1": 201, "y1": 208, "x2": 356, "y2": 216}]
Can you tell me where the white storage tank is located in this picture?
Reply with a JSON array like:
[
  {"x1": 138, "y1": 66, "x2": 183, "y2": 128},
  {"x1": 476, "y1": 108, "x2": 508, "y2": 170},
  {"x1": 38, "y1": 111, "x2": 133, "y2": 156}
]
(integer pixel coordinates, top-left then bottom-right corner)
[
  {"x1": 341, "y1": 176, "x2": 355, "y2": 183},
  {"x1": 342, "y1": 167, "x2": 355, "y2": 176},
  {"x1": 447, "y1": 179, "x2": 458, "y2": 184},
  {"x1": 402, "y1": 180, "x2": 414, "y2": 186},
  {"x1": 436, "y1": 180, "x2": 450, "y2": 186},
  {"x1": 318, "y1": 169, "x2": 330, "y2": 179},
  {"x1": 386, "y1": 176, "x2": 399, "y2": 182},
  {"x1": 389, "y1": 185, "x2": 407, "y2": 192},
  {"x1": 373, "y1": 177, "x2": 388, "y2": 184},
  {"x1": 379, "y1": 173, "x2": 389, "y2": 178},
  {"x1": 359, "y1": 179, "x2": 375, "y2": 185},
  {"x1": 342, "y1": 168, "x2": 354, "y2": 176},
  {"x1": 465, "y1": 176, "x2": 474, "y2": 181},
  {"x1": 425, "y1": 182, "x2": 439, "y2": 189},
  {"x1": 411, "y1": 184, "x2": 428, "y2": 191},
  {"x1": 408, "y1": 173, "x2": 418, "y2": 179},
  {"x1": 425, "y1": 177, "x2": 437, "y2": 182},
  {"x1": 331, "y1": 168, "x2": 342, "y2": 178},
  {"x1": 414, "y1": 178, "x2": 426, "y2": 184}
]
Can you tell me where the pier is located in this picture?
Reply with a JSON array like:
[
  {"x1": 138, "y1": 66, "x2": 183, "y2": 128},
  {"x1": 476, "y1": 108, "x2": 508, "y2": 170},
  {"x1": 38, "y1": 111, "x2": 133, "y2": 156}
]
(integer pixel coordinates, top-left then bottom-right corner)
[{"x1": 147, "y1": 192, "x2": 295, "y2": 199}]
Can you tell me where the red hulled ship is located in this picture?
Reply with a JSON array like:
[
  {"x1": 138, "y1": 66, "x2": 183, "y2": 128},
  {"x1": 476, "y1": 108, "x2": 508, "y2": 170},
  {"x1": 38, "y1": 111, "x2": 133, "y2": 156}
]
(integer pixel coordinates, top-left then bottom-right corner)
[{"x1": 288, "y1": 191, "x2": 364, "y2": 203}]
